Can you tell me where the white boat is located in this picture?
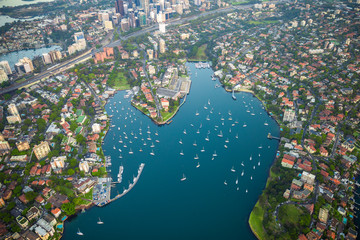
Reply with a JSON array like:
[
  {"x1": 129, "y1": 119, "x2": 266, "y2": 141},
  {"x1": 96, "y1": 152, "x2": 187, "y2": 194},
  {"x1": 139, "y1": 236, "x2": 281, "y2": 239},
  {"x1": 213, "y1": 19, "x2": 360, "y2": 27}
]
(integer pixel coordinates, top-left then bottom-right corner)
[
  {"x1": 237, "y1": 187, "x2": 239, "y2": 191},
  {"x1": 258, "y1": 161, "x2": 260, "y2": 166},
  {"x1": 250, "y1": 176, "x2": 253, "y2": 180},
  {"x1": 213, "y1": 151, "x2": 217, "y2": 157},
  {"x1": 217, "y1": 131, "x2": 223, "y2": 137},
  {"x1": 251, "y1": 113, "x2": 255, "y2": 116},
  {"x1": 77, "y1": 228, "x2": 84, "y2": 236},
  {"x1": 155, "y1": 140, "x2": 160, "y2": 143},
  {"x1": 97, "y1": 217, "x2": 104, "y2": 224},
  {"x1": 241, "y1": 170, "x2": 244, "y2": 176},
  {"x1": 235, "y1": 133, "x2": 238, "y2": 139},
  {"x1": 206, "y1": 115, "x2": 210, "y2": 121},
  {"x1": 180, "y1": 150, "x2": 184, "y2": 155},
  {"x1": 201, "y1": 147, "x2": 205, "y2": 152},
  {"x1": 231, "y1": 166, "x2": 236, "y2": 172},
  {"x1": 150, "y1": 150, "x2": 155, "y2": 156},
  {"x1": 193, "y1": 141, "x2": 197, "y2": 146},
  {"x1": 155, "y1": 131, "x2": 159, "y2": 136},
  {"x1": 196, "y1": 129, "x2": 200, "y2": 134},
  {"x1": 204, "y1": 105, "x2": 207, "y2": 110},
  {"x1": 195, "y1": 111, "x2": 199, "y2": 116},
  {"x1": 246, "y1": 189, "x2": 248, "y2": 193},
  {"x1": 235, "y1": 178, "x2": 238, "y2": 185},
  {"x1": 196, "y1": 162, "x2": 200, "y2": 168},
  {"x1": 139, "y1": 148, "x2": 143, "y2": 152},
  {"x1": 224, "y1": 180, "x2": 228, "y2": 185},
  {"x1": 205, "y1": 135, "x2": 209, "y2": 141},
  {"x1": 129, "y1": 149, "x2": 133, "y2": 154},
  {"x1": 194, "y1": 154, "x2": 199, "y2": 160},
  {"x1": 243, "y1": 122, "x2": 247, "y2": 127},
  {"x1": 264, "y1": 121, "x2": 268, "y2": 126},
  {"x1": 224, "y1": 145, "x2": 228, "y2": 148},
  {"x1": 250, "y1": 155, "x2": 252, "y2": 161},
  {"x1": 150, "y1": 143, "x2": 155, "y2": 148},
  {"x1": 181, "y1": 174, "x2": 187, "y2": 181},
  {"x1": 179, "y1": 139, "x2": 183, "y2": 144},
  {"x1": 225, "y1": 138, "x2": 229, "y2": 143},
  {"x1": 119, "y1": 154, "x2": 123, "y2": 159},
  {"x1": 241, "y1": 161, "x2": 244, "y2": 166},
  {"x1": 258, "y1": 145, "x2": 262, "y2": 149},
  {"x1": 183, "y1": 129, "x2": 187, "y2": 134},
  {"x1": 208, "y1": 99, "x2": 211, "y2": 105}
]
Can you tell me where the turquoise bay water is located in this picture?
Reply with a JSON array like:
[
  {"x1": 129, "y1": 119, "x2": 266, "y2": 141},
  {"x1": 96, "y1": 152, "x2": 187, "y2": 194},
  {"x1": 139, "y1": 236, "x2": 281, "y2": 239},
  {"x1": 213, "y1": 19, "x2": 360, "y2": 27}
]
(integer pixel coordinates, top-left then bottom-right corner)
[{"x1": 62, "y1": 63, "x2": 279, "y2": 240}]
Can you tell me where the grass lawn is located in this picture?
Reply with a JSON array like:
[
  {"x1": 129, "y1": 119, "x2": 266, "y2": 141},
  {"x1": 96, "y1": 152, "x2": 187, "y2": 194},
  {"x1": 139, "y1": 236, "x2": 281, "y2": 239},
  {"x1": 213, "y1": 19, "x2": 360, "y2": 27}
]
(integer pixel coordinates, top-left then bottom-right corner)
[
  {"x1": 81, "y1": 187, "x2": 93, "y2": 200},
  {"x1": 278, "y1": 204, "x2": 303, "y2": 226},
  {"x1": 189, "y1": 44, "x2": 208, "y2": 61},
  {"x1": 247, "y1": 20, "x2": 279, "y2": 25},
  {"x1": 160, "y1": 110, "x2": 174, "y2": 121},
  {"x1": 249, "y1": 200, "x2": 267, "y2": 240},
  {"x1": 109, "y1": 71, "x2": 130, "y2": 90},
  {"x1": 231, "y1": 0, "x2": 250, "y2": 5}
]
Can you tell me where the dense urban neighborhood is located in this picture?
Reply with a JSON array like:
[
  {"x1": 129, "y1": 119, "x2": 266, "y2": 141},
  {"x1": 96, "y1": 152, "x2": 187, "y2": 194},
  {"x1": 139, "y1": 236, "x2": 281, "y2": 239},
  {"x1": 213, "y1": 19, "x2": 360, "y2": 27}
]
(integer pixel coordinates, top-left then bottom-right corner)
[{"x1": 0, "y1": 0, "x2": 359, "y2": 239}]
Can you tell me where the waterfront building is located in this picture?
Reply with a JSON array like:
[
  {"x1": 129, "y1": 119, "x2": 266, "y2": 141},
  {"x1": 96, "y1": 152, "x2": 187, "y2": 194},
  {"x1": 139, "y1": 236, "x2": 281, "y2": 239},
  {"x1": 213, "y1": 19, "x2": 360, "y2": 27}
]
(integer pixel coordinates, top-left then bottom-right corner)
[
  {"x1": 33, "y1": 141, "x2": 51, "y2": 160},
  {"x1": 42, "y1": 53, "x2": 52, "y2": 65},
  {"x1": 0, "y1": 69, "x2": 8, "y2": 83},
  {"x1": 0, "y1": 61, "x2": 12, "y2": 75},
  {"x1": 15, "y1": 57, "x2": 34, "y2": 75},
  {"x1": 159, "y1": 38, "x2": 166, "y2": 53}
]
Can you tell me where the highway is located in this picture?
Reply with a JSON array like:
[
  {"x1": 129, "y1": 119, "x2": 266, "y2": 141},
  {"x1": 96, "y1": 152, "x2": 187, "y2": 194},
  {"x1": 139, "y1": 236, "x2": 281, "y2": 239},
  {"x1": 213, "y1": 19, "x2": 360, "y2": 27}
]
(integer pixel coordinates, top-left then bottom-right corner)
[{"x1": 0, "y1": 3, "x2": 257, "y2": 96}]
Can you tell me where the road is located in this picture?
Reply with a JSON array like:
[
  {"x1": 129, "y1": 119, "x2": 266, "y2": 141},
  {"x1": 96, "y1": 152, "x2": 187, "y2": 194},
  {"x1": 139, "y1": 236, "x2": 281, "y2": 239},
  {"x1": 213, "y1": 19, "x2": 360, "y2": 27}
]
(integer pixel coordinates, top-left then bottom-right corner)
[{"x1": 0, "y1": 3, "x2": 259, "y2": 96}]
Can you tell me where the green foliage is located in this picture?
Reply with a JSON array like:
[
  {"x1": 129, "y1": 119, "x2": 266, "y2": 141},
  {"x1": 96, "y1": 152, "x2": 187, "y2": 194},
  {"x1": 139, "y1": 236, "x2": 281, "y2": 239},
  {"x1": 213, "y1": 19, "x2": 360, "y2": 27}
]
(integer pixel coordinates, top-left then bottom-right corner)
[
  {"x1": 61, "y1": 202, "x2": 76, "y2": 216},
  {"x1": 25, "y1": 191, "x2": 37, "y2": 202}
]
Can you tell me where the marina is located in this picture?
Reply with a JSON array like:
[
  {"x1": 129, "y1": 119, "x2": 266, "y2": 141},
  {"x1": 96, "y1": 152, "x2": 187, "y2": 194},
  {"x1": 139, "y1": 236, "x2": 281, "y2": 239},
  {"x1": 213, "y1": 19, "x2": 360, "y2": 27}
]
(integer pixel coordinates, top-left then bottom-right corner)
[{"x1": 63, "y1": 63, "x2": 279, "y2": 240}]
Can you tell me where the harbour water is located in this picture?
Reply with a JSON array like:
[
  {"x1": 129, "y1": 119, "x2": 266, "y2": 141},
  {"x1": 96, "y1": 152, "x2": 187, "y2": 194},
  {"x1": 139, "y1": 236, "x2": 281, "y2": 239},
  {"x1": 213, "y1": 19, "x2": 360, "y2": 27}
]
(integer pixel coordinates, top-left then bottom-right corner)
[
  {"x1": 0, "y1": 0, "x2": 54, "y2": 7},
  {"x1": 0, "y1": 45, "x2": 61, "y2": 71},
  {"x1": 62, "y1": 62, "x2": 280, "y2": 239},
  {"x1": 0, "y1": 15, "x2": 44, "y2": 27}
]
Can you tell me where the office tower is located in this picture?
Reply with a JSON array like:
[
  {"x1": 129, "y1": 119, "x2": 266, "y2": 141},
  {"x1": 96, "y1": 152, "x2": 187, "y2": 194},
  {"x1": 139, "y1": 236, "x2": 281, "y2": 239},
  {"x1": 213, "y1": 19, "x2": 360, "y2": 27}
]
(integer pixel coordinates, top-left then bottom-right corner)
[{"x1": 115, "y1": 0, "x2": 125, "y2": 16}]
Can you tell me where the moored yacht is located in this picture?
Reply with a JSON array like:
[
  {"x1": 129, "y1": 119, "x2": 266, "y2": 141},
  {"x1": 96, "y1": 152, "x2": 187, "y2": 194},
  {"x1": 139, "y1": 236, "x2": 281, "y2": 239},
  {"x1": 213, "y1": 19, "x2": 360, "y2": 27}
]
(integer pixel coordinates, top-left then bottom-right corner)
[{"x1": 181, "y1": 174, "x2": 187, "y2": 181}]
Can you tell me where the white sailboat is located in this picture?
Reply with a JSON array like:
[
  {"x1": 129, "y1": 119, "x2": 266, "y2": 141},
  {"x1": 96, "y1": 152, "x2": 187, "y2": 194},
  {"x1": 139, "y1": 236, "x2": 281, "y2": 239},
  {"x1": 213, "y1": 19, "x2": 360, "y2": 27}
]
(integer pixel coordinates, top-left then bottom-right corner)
[
  {"x1": 196, "y1": 129, "x2": 200, "y2": 134},
  {"x1": 194, "y1": 154, "x2": 199, "y2": 160},
  {"x1": 235, "y1": 177, "x2": 238, "y2": 185},
  {"x1": 250, "y1": 155, "x2": 252, "y2": 161},
  {"x1": 205, "y1": 135, "x2": 209, "y2": 141},
  {"x1": 246, "y1": 189, "x2": 248, "y2": 193},
  {"x1": 225, "y1": 138, "x2": 229, "y2": 143},
  {"x1": 250, "y1": 176, "x2": 253, "y2": 180},
  {"x1": 150, "y1": 150, "x2": 155, "y2": 156},
  {"x1": 196, "y1": 162, "x2": 200, "y2": 168},
  {"x1": 129, "y1": 148, "x2": 133, "y2": 154},
  {"x1": 258, "y1": 161, "x2": 260, "y2": 166},
  {"x1": 224, "y1": 180, "x2": 228, "y2": 185},
  {"x1": 243, "y1": 122, "x2": 247, "y2": 127},
  {"x1": 235, "y1": 133, "x2": 239, "y2": 139},
  {"x1": 180, "y1": 150, "x2": 184, "y2": 156},
  {"x1": 264, "y1": 121, "x2": 269, "y2": 126},
  {"x1": 201, "y1": 147, "x2": 205, "y2": 152},
  {"x1": 179, "y1": 139, "x2": 183, "y2": 144},
  {"x1": 193, "y1": 141, "x2": 197, "y2": 146},
  {"x1": 218, "y1": 130, "x2": 223, "y2": 137},
  {"x1": 231, "y1": 166, "x2": 236, "y2": 172},
  {"x1": 183, "y1": 129, "x2": 187, "y2": 134},
  {"x1": 213, "y1": 151, "x2": 217, "y2": 157},
  {"x1": 195, "y1": 110, "x2": 199, "y2": 116},
  {"x1": 241, "y1": 170, "x2": 244, "y2": 176},
  {"x1": 224, "y1": 145, "x2": 228, "y2": 148},
  {"x1": 77, "y1": 228, "x2": 84, "y2": 236},
  {"x1": 241, "y1": 161, "x2": 244, "y2": 166},
  {"x1": 97, "y1": 217, "x2": 104, "y2": 224},
  {"x1": 181, "y1": 174, "x2": 187, "y2": 181}
]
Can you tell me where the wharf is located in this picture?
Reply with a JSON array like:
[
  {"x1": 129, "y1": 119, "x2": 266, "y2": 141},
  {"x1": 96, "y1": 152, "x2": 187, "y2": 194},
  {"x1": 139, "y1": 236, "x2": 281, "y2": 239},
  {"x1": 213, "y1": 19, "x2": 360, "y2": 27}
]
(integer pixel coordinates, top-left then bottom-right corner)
[
  {"x1": 267, "y1": 133, "x2": 280, "y2": 140},
  {"x1": 93, "y1": 178, "x2": 112, "y2": 207}
]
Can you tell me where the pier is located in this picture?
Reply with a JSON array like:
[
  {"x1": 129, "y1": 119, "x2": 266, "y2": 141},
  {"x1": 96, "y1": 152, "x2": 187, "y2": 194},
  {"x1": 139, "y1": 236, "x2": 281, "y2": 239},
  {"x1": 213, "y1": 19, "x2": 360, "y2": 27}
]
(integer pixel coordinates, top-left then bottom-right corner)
[
  {"x1": 267, "y1": 133, "x2": 280, "y2": 140},
  {"x1": 109, "y1": 163, "x2": 145, "y2": 203}
]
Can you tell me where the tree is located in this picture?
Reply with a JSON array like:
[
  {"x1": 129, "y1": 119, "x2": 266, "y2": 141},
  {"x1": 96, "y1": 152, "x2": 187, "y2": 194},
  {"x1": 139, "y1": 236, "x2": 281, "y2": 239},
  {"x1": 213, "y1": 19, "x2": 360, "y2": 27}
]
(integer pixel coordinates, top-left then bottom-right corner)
[
  {"x1": 36, "y1": 118, "x2": 47, "y2": 132},
  {"x1": 61, "y1": 202, "x2": 76, "y2": 215},
  {"x1": 25, "y1": 191, "x2": 37, "y2": 201},
  {"x1": 67, "y1": 169, "x2": 75, "y2": 176}
]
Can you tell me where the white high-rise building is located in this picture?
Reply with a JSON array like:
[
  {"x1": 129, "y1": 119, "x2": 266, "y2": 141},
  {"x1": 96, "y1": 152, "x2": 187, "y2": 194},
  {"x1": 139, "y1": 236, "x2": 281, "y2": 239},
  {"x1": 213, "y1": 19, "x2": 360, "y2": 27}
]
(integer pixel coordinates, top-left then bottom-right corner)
[
  {"x1": 42, "y1": 53, "x2": 52, "y2": 65},
  {"x1": 0, "y1": 61, "x2": 11, "y2": 75},
  {"x1": 159, "y1": 22, "x2": 166, "y2": 33},
  {"x1": 79, "y1": 161, "x2": 90, "y2": 173},
  {"x1": 159, "y1": 39, "x2": 165, "y2": 53},
  {"x1": 8, "y1": 104, "x2": 19, "y2": 116},
  {"x1": 0, "y1": 69, "x2": 8, "y2": 83}
]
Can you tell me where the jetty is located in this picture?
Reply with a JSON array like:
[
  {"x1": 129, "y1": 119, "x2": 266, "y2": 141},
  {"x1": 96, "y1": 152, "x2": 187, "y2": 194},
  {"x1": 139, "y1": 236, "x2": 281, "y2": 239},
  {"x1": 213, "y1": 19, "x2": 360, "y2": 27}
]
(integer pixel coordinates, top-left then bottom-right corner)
[
  {"x1": 109, "y1": 163, "x2": 145, "y2": 203},
  {"x1": 267, "y1": 133, "x2": 280, "y2": 140}
]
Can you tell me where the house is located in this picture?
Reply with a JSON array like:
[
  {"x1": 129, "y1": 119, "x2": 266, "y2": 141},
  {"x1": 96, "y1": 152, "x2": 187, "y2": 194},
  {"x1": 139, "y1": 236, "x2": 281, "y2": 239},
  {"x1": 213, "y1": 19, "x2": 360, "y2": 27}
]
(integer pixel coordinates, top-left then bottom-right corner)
[
  {"x1": 281, "y1": 158, "x2": 294, "y2": 168},
  {"x1": 26, "y1": 206, "x2": 40, "y2": 221},
  {"x1": 51, "y1": 208, "x2": 61, "y2": 218}
]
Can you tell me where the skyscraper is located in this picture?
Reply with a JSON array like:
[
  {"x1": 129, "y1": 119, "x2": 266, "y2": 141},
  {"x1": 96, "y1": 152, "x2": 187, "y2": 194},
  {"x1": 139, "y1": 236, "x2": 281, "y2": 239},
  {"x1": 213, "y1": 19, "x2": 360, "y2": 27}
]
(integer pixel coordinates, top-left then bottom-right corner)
[
  {"x1": 0, "y1": 61, "x2": 11, "y2": 75},
  {"x1": 115, "y1": 0, "x2": 125, "y2": 16}
]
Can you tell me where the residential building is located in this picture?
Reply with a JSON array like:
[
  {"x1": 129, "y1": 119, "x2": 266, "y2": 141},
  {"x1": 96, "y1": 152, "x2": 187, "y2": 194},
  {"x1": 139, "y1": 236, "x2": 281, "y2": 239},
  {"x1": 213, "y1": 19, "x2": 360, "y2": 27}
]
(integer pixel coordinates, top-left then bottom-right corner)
[
  {"x1": 0, "y1": 141, "x2": 10, "y2": 151},
  {"x1": 283, "y1": 109, "x2": 296, "y2": 122},
  {"x1": 33, "y1": 141, "x2": 51, "y2": 160},
  {"x1": 319, "y1": 208, "x2": 329, "y2": 223},
  {"x1": 159, "y1": 39, "x2": 165, "y2": 53},
  {"x1": 0, "y1": 69, "x2": 8, "y2": 83},
  {"x1": 0, "y1": 60, "x2": 12, "y2": 75},
  {"x1": 50, "y1": 156, "x2": 66, "y2": 169},
  {"x1": 42, "y1": 53, "x2": 52, "y2": 65},
  {"x1": 92, "y1": 123, "x2": 101, "y2": 133},
  {"x1": 79, "y1": 161, "x2": 89, "y2": 173},
  {"x1": 8, "y1": 104, "x2": 19, "y2": 116},
  {"x1": 16, "y1": 140, "x2": 30, "y2": 152},
  {"x1": 6, "y1": 114, "x2": 21, "y2": 124}
]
